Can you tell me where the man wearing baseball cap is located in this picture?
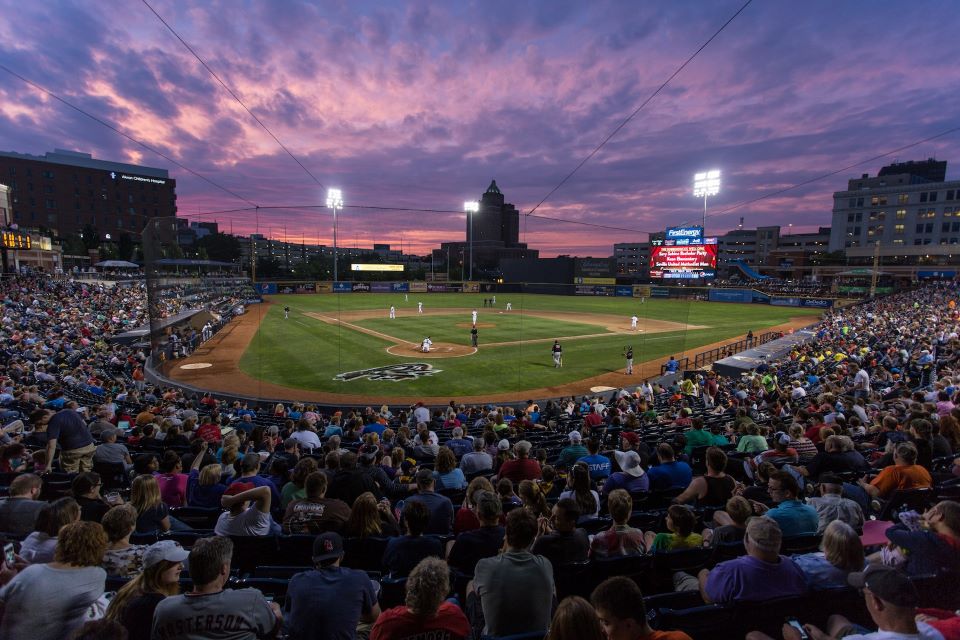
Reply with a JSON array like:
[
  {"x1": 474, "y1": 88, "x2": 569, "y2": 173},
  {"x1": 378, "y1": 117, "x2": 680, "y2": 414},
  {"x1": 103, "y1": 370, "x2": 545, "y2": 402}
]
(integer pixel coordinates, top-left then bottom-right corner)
[
  {"x1": 747, "y1": 565, "x2": 940, "y2": 640},
  {"x1": 285, "y1": 532, "x2": 381, "y2": 639},
  {"x1": 555, "y1": 431, "x2": 588, "y2": 469}
]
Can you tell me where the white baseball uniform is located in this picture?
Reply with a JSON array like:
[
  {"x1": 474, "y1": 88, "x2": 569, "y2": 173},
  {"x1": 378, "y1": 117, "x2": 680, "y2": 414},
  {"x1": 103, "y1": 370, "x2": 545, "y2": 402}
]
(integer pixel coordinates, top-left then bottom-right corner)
[
  {"x1": 421, "y1": 337, "x2": 432, "y2": 352},
  {"x1": 418, "y1": 302, "x2": 423, "y2": 314},
  {"x1": 472, "y1": 310, "x2": 478, "y2": 324},
  {"x1": 389, "y1": 306, "x2": 396, "y2": 319},
  {"x1": 506, "y1": 302, "x2": 512, "y2": 311},
  {"x1": 631, "y1": 315, "x2": 638, "y2": 330}
]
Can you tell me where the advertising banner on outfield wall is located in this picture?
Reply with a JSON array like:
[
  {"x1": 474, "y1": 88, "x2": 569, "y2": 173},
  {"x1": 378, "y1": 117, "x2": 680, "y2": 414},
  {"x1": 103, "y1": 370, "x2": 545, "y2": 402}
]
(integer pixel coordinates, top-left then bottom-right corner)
[
  {"x1": 800, "y1": 298, "x2": 834, "y2": 308},
  {"x1": 463, "y1": 281, "x2": 479, "y2": 293},
  {"x1": 332, "y1": 282, "x2": 352, "y2": 293},
  {"x1": 770, "y1": 296, "x2": 802, "y2": 307},
  {"x1": 352, "y1": 282, "x2": 371, "y2": 292},
  {"x1": 316, "y1": 282, "x2": 332, "y2": 293},
  {"x1": 752, "y1": 290, "x2": 770, "y2": 304},
  {"x1": 278, "y1": 283, "x2": 316, "y2": 294},
  {"x1": 650, "y1": 286, "x2": 670, "y2": 298},
  {"x1": 633, "y1": 285, "x2": 651, "y2": 298},
  {"x1": 255, "y1": 283, "x2": 278, "y2": 295},
  {"x1": 427, "y1": 283, "x2": 460, "y2": 293},
  {"x1": 575, "y1": 284, "x2": 614, "y2": 296},
  {"x1": 709, "y1": 288, "x2": 753, "y2": 303},
  {"x1": 370, "y1": 282, "x2": 392, "y2": 292},
  {"x1": 615, "y1": 285, "x2": 633, "y2": 297},
  {"x1": 391, "y1": 282, "x2": 410, "y2": 292},
  {"x1": 409, "y1": 282, "x2": 428, "y2": 292}
]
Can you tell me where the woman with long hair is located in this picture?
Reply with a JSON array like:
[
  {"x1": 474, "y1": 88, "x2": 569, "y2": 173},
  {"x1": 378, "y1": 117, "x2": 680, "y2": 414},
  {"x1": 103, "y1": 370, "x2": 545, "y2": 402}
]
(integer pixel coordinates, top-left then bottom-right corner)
[
  {"x1": 281, "y1": 457, "x2": 318, "y2": 509},
  {"x1": 432, "y1": 447, "x2": 466, "y2": 491},
  {"x1": 20, "y1": 496, "x2": 81, "y2": 563},
  {"x1": 453, "y1": 476, "x2": 495, "y2": 535},
  {"x1": 546, "y1": 596, "x2": 605, "y2": 640},
  {"x1": 344, "y1": 491, "x2": 400, "y2": 538},
  {"x1": 104, "y1": 540, "x2": 188, "y2": 640},
  {"x1": 940, "y1": 413, "x2": 960, "y2": 453},
  {"x1": 791, "y1": 520, "x2": 865, "y2": 589},
  {"x1": 518, "y1": 479, "x2": 550, "y2": 518},
  {"x1": 130, "y1": 474, "x2": 171, "y2": 533},
  {"x1": 560, "y1": 463, "x2": 599, "y2": 519}
]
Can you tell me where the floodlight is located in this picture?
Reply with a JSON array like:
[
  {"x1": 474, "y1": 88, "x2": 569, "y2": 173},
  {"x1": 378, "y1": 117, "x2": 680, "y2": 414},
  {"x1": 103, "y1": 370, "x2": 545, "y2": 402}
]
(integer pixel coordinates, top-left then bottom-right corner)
[
  {"x1": 693, "y1": 170, "x2": 721, "y2": 197},
  {"x1": 326, "y1": 188, "x2": 343, "y2": 209},
  {"x1": 464, "y1": 201, "x2": 479, "y2": 213}
]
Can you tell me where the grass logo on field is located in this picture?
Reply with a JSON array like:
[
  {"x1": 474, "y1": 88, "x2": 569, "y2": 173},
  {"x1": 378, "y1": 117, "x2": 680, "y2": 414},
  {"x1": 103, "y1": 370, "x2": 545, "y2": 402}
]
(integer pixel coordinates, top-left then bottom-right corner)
[{"x1": 334, "y1": 363, "x2": 441, "y2": 382}]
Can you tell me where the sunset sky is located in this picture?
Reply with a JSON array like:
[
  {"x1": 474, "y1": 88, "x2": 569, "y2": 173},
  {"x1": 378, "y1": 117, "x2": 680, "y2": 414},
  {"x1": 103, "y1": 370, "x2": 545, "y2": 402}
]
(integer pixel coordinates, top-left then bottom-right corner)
[{"x1": 1, "y1": 1, "x2": 959, "y2": 256}]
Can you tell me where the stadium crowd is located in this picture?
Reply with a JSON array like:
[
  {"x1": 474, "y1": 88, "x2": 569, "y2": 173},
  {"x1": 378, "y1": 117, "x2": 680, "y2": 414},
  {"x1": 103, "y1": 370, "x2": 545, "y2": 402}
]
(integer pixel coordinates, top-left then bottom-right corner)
[{"x1": 0, "y1": 276, "x2": 958, "y2": 640}]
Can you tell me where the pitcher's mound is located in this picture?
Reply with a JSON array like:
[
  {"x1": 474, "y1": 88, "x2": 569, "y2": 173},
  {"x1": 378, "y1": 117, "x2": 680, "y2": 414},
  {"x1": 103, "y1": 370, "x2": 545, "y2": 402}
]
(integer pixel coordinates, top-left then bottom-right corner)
[
  {"x1": 386, "y1": 343, "x2": 477, "y2": 358},
  {"x1": 454, "y1": 322, "x2": 496, "y2": 329}
]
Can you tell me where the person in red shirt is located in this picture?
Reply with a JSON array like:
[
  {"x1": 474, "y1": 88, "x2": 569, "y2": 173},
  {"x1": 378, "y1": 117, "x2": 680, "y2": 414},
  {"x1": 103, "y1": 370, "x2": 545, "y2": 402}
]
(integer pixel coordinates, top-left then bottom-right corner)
[
  {"x1": 370, "y1": 557, "x2": 470, "y2": 640},
  {"x1": 195, "y1": 418, "x2": 222, "y2": 444},
  {"x1": 497, "y1": 441, "x2": 541, "y2": 484}
]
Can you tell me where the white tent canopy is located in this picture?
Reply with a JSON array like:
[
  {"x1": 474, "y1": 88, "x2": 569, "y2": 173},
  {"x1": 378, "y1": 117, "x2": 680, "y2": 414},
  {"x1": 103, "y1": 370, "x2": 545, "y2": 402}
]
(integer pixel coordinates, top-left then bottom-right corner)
[{"x1": 95, "y1": 260, "x2": 140, "y2": 268}]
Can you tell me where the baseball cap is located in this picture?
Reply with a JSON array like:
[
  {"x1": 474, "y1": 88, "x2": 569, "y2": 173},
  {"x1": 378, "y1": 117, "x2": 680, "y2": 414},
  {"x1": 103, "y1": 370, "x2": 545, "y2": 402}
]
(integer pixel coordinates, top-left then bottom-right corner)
[
  {"x1": 620, "y1": 431, "x2": 640, "y2": 446},
  {"x1": 847, "y1": 565, "x2": 919, "y2": 608},
  {"x1": 568, "y1": 431, "x2": 582, "y2": 443},
  {"x1": 614, "y1": 450, "x2": 645, "y2": 478},
  {"x1": 359, "y1": 444, "x2": 379, "y2": 462},
  {"x1": 775, "y1": 431, "x2": 791, "y2": 446},
  {"x1": 224, "y1": 481, "x2": 256, "y2": 497},
  {"x1": 312, "y1": 532, "x2": 344, "y2": 563},
  {"x1": 497, "y1": 439, "x2": 510, "y2": 451},
  {"x1": 142, "y1": 540, "x2": 189, "y2": 569}
]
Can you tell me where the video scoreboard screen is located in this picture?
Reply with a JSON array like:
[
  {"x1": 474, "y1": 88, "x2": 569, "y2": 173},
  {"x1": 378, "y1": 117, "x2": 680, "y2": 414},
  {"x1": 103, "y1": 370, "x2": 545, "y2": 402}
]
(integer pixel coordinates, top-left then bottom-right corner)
[
  {"x1": 649, "y1": 226, "x2": 717, "y2": 279},
  {"x1": 0, "y1": 231, "x2": 31, "y2": 250}
]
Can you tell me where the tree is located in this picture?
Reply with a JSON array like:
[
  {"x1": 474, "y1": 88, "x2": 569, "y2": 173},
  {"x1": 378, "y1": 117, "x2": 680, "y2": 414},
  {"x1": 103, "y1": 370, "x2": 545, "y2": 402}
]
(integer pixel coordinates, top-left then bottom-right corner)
[
  {"x1": 196, "y1": 232, "x2": 242, "y2": 263},
  {"x1": 81, "y1": 224, "x2": 100, "y2": 251},
  {"x1": 117, "y1": 233, "x2": 135, "y2": 262}
]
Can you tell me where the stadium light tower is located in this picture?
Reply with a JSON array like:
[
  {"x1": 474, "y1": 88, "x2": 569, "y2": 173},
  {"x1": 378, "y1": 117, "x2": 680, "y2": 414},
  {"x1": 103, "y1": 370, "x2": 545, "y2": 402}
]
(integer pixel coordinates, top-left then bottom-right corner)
[
  {"x1": 326, "y1": 188, "x2": 343, "y2": 281},
  {"x1": 693, "y1": 169, "x2": 721, "y2": 233},
  {"x1": 464, "y1": 200, "x2": 479, "y2": 281}
]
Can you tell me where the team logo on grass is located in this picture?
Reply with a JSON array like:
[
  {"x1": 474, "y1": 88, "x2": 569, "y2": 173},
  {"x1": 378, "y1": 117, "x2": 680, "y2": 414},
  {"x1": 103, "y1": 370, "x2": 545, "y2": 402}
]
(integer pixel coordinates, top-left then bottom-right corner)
[{"x1": 334, "y1": 363, "x2": 441, "y2": 382}]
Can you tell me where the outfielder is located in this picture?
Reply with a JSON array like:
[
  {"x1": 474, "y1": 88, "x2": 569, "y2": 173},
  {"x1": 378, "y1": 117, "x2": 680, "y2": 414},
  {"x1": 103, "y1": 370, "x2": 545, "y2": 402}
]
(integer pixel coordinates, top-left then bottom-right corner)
[
  {"x1": 389, "y1": 306, "x2": 396, "y2": 319},
  {"x1": 506, "y1": 302, "x2": 512, "y2": 311},
  {"x1": 418, "y1": 301, "x2": 423, "y2": 314},
  {"x1": 405, "y1": 293, "x2": 409, "y2": 302},
  {"x1": 552, "y1": 340, "x2": 563, "y2": 368}
]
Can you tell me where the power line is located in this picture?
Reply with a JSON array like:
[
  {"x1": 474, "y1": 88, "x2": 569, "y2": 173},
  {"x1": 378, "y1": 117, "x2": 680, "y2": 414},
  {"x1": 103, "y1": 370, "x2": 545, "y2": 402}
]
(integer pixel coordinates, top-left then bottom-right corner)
[
  {"x1": 525, "y1": 0, "x2": 754, "y2": 218},
  {"x1": 0, "y1": 63, "x2": 259, "y2": 208},
  {"x1": 142, "y1": 0, "x2": 326, "y2": 192}
]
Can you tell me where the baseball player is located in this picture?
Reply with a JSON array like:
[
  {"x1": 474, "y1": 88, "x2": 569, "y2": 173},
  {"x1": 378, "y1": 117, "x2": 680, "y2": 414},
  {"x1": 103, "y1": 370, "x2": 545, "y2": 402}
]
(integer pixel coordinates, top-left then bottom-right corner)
[
  {"x1": 284, "y1": 305, "x2": 290, "y2": 319},
  {"x1": 471, "y1": 325, "x2": 478, "y2": 347},
  {"x1": 418, "y1": 301, "x2": 423, "y2": 314},
  {"x1": 624, "y1": 345, "x2": 634, "y2": 374},
  {"x1": 472, "y1": 309, "x2": 478, "y2": 324},
  {"x1": 552, "y1": 340, "x2": 562, "y2": 368},
  {"x1": 630, "y1": 315, "x2": 638, "y2": 330},
  {"x1": 389, "y1": 306, "x2": 396, "y2": 319},
  {"x1": 506, "y1": 302, "x2": 512, "y2": 311},
  {"x1": 492, "y1": 295, "x2": 496, "y2": 305},
  {"x1": 421, "y1": 336, "x2": 432, "y2": 352},
  {"x1": 405, "y1": 293, "x2": 409, "y2": 302}
]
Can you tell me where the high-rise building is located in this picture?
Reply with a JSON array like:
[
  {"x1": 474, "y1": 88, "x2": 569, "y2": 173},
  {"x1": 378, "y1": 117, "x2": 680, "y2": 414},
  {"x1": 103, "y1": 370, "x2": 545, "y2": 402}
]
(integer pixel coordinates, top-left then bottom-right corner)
[
  {"x1": 0, "y1": 148, "x2": 177, "y2": 241},
  {"x1": 829, "y1": 159, "x2": 960, "y2": 254},
  {"x1": 467, "y1": 180, "x2": 521, "y2": 246}
]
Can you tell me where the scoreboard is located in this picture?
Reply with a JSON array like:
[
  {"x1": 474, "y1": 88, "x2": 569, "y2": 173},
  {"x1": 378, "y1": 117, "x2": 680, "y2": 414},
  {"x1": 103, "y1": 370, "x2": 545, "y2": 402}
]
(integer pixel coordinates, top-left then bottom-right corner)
[
  {"x1": 0, "y1": 231, "x2": 31, "y2": 250},
  {"x1": 649, "y1": 226, "x2": 717, "y2": 279}
]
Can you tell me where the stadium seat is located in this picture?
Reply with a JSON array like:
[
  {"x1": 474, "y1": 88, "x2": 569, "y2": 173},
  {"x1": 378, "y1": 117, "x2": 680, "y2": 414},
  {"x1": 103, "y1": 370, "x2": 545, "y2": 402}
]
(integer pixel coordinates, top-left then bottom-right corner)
[
  {"x1": 276, "y1": 534, "x2": 316, "y2": 566},
  {"x1": 342, "y1": 536, "x2": 391, "y2": 572},
  {"x1": 877, "y1": 488, "x2": 936, "y2": 521},
  {"x1": 781, "y1": 534, "x2": 821, "y2": 554},
  {"x1": 228, "y1": 536, "x2": 280, "y2": 574},
  {"x1": 649, "y1": 603, "x2": 733, "y2": 639},
  {"x1": 170, "y1": 507, "x2": 222, "y2": 529},
  {"x1": 379, "y1": 576, "x2": 407, "y2": 609}
]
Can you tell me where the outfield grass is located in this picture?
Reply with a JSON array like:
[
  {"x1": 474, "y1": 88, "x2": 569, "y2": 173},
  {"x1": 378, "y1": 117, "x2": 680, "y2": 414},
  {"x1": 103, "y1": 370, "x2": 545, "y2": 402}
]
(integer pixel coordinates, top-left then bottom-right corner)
[{"x1": 238, "y1": 293, "x2": 813, "y2": 396}]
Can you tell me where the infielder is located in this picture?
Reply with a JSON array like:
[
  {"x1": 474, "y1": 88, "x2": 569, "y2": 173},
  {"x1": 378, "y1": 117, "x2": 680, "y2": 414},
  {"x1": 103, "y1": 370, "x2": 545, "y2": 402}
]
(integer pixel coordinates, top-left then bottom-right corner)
[
  {"x1": 624, "y1": 345, "x2": 634, "y2": 374},
  {"x1": 418, "y1": 301, "x2": 423, "y2": 314},
  {"x1": 630, "y1": 315, "x2": 638, "y2": 330},
  {"x1": 284, "y1": 306, "x2": 290, "y2": 319},
  {"x1": 405, "y1": 293, "x2": 409, "y2": 302},
  {"x1": 472, "y1": 309, "x2": 478, "y2": 324},
  {"x1": 389, "y1": 306, "x2": 396, "y2": 319},
  {"x1": 421, "y1": 336, "x2": 432, "y2": 352},
  {"x1": 506, "y1": 302, "x2": 512, "y2": 311},
  {"x1": 552, "y1": 340, "x2": 563, "y2": 368}
]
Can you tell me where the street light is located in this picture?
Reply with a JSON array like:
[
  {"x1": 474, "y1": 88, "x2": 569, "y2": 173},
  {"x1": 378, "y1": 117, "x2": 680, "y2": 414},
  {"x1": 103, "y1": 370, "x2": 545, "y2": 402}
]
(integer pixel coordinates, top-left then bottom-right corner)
[
  {"x1": 464, "y1": 200, "x2": 479, "y2": 281},
  {"x1": 693, "y1": 169, "x2": 721, "y2": 233},
  {"x1": 326, "y1": 188, "x2": 343, "y2": 282}
]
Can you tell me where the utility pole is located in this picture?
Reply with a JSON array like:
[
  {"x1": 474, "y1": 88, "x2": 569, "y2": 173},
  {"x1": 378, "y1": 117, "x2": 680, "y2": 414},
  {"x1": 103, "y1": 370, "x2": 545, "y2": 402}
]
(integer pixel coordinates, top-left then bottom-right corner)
[{"x1": 869, "y1": 241, "x2": 881, "y2": 298}]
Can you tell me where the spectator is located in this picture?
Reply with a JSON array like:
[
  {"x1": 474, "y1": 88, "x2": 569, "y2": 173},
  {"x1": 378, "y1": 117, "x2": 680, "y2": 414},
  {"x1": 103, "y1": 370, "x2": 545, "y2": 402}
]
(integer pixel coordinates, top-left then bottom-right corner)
[
  {"x1": 280, "y1": 457, "x2": 317, "y2": 509},
  {"x1": 787, "y1": 424, "x2": 818, "y2": 459},
  {"x1": 556, "y1": 431, "x2": 589, "y2": 469},
  {"x1": 882, "y1": 500, "x2": 960, "y2": 576},
  {"x1": 343, "y1": 491, "x2": 400, "y2": 538},
  {"x1": 591, "y1": 576, "x2": 693, "y2": 640},
  {"x1": 432, "y1": 446, "x2": 467, "y2": 491},
  {"x1": 215, "y1": 483, "x2": 276, "y2": 536},
  {"x1": 757, "y1": 470, "x2": 819, "y2": 537},
  {"x1": 445, "y1": 427, "x2": 473, "y2": 458},
  {"x1": 41, "y1": 407, "x2": 96, "y2": 473},
  {"x1": 459, "y1": 437, "x2": 493, "y2": 475},
  {"x1": 152, "y1": 537, "x2": 281, "y2": 639},
  {"x1": 382, "y1": 500, "x2": 444, "y2": 577},
  {"x1": 559, "y1": 462, "x2": 600, "y2": 519},
  {"x1": 704, "y1": 495, "x2": 752, "y2": 546},
  {"x1": 791, "y1": 520, "x2": 865, "y2": 589},
  {"x1": 498, "y1": 440, "x2": 542, "y2": 484},
  {"x1": 186, "y1": 459, "x2": 227, "y2": 509},
  {"x1": 546, "y1": 595, "x2": 606, "y2": 640},
  {"x1": 646, "y1": 443, "x2": 693, "y2": 491},
  {"x1": 0, "y1": 521, "x2": 108, "y2": 640},
  {"x1": 285, "y1": 532, "x2": 381, "y2": 640},
  {"x1": 754, "y1": 431, "x2": 799, "y2": 466},
  {"x1": 101, "y1": 504, "x2": 148, "y2": 578},
  {"x1": 230, "y1": 454, "x2": 282, "y2": 509},
  {"x1": 737, "y1": 423, "x2": 769, "y2": 454},
  {"x1": 860, "y1": 442, "x2": 933, "y2": 500},
  {"x1": 282, "y1": 471, "x2": 351, "y2": 534},
  {"x1": 518, "y1": 478, "x2": 551, "y2": 518},
  {"x1": 681, "y1": 516, "x2": 807, "y2": 604},
  {"x1": 601, "y1": 449, "x2": 649, "y2": 495},
  {"x1": 93, "y1": 428, "x2": 133, "y2": 470},
  {"x1": 0, "y1": 473, "x2": 44, "y2": 536},
  {"x1": 155, "y1": 450, "x2": 191, "y2": 508},
  {"x1": 578, "y1": 438, "x2": 612, "y2": 481},
  {"x1": 532, "y1": 497, "x2": 590, "y2": 568},
  {"x1": 645, "y1": 504, "x2": 703, "y2": 552},
  {"x1": 683, "y1": 417, "x2": 715, "y2": 455},
  {"x1": 673, "y1": 446, "x2": 736, "y2": 506},
  {"x1": 406, "y1": 468, "x2": 454, "y2": 535},
  {"x1": 131, "y1": 474, "x2": 175, "y2": 534},
  {"x1": 471, "y1": 508, "x2": 554, "y2": 638},
  {"x1": 454, "y1": 476, "x2": 496, "y2": 534},
  {"x1": 71, "y1": 471, "x2": 114, "y2": 522},
  {"x1": 20, "y1": 496, "x2": 80, "y2": 563},
  {"x1": 103, "y1": 540, "x2": 188, "y2": 640},
  {"x1": 329, "y1": 451, "x2": 383, "y2": 505},
  {"x1": 71, "y1": 620, "x2": 129, "y2": 640},
  {"x1": 807, "y1": 473, "x2": 865, "y2": 535},
  {"x1": 371, "y1": 557, "x2": 470, "y2": 640},
  {"x1": 591, "y1": 489, "x2": 645, "y2": 558},
  {"x1": 448, "y1": 490, "x2": 505, "y2": 574}
]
